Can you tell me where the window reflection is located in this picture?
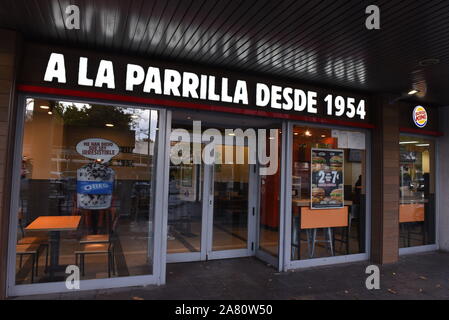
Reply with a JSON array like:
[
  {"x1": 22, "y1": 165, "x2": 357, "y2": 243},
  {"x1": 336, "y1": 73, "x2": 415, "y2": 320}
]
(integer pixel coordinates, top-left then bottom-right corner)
[
  {"x1": 16, "y1": 99, "x2": 158, "y2": 284},
  {"x1": 399, "y1": 136, "x2": 436, "y2": 248},
  {"x1": 291, "y1": 126, "x2": 367, "y2": 261}
]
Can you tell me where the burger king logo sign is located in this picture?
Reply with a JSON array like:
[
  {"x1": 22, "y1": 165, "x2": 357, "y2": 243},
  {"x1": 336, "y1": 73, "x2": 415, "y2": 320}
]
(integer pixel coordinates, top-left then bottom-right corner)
[{"x1": 413, "y1": 106, "x2": 428, "y2": 128}]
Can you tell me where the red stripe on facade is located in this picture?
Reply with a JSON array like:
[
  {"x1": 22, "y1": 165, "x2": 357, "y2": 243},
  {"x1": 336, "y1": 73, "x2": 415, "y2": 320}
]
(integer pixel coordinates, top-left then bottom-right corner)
[
  {"x1": 400, "y1": 127, "x2": 443, "y2": 137},
  {"x1": 18, "y1": 84, "x2": 376, "y2": 129}
]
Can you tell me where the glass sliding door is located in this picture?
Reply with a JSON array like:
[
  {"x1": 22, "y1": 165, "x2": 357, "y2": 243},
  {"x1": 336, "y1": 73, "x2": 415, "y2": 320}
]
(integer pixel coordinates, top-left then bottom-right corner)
[
  {"x1": 166, "y1": 162, "x2": 205, "y2": 262},
  {"x1": 211, "y1": 163, "x2": 249, "y2": 252},
  {"x1": 166, "y1": 151, "x2": 255, "y2": 262},
  {"x1": 167, "y1": 111, "x2": 276, "y2": 263},
  {"x1": 166, "y1": 161, "x2": 254, "y2": 262},
  {"x1": 208, "y1": 163, "x2": 254, "y2": 259}
]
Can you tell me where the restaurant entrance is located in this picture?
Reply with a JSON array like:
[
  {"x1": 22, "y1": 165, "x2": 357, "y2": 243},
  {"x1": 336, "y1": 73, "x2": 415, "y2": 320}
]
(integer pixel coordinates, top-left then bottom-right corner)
[
  {"x1": 166, "y1": 111, "x2": 282, "y2": 266},
  {"x1": 166, "y1": 161, "x2": 258, "y2": 263}
]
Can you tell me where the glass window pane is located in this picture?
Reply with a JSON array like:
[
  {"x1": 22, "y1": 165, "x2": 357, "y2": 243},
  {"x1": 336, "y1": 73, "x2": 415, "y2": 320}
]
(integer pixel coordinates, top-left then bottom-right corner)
[
  {"x1": 16, "y1": 98, "x2": 158, "y2": 284},
  {"x1": 259, "y1": 127, "x2": 282, "y2": 257},
  {"x1": 167, "y1": 162, "x2": 203, "y2": 254},
  {"x1": 212, "y1": 163, "x2": 249, "y2": 251},
  {"x1": 291, "y1": 126, "x2": 367, "y2": 261},
  {"x1": 399, "y1": 135, "x2": 436, "y2": 248}
]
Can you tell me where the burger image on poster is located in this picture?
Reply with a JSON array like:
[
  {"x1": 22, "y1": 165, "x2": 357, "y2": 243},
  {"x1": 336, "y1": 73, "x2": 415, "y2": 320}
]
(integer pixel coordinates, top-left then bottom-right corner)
[
  {"x1": 312, "y1": 155, "x2": 327, "y2": 170},
  {"x1": 312, "y1": 186, "x2": 325, "y2": 203},
  {"x1": 330, "y1": 155, "x2": 343, "y2": 171},
  {"x1": 76, "y1": 138, "x2": 119, "y2": 210}
]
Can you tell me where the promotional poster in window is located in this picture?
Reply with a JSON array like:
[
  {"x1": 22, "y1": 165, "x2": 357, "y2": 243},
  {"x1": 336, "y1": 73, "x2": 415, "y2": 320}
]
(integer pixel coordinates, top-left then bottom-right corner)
[
  {"x1": 311, "y1": 149, "x2": 344, "y2": 209},
  {"x1": 75, "y1": 138, "x2": 118, "y2": 210}
]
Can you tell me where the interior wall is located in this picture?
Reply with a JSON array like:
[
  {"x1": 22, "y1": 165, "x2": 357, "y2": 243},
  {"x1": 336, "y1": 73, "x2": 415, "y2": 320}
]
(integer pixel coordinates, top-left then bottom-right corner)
[{"x1": 22, "y1": 104, "x2": 153, "y2": 181}]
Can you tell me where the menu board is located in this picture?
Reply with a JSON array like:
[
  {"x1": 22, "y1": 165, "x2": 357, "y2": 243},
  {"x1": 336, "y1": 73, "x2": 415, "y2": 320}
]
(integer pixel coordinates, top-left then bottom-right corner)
[
  {"x1": 311, "y1": 149, "x2": 344, "y2": 209},
  {"x1": 331, "y1": 130, "x2": 366, "y2": 150}
]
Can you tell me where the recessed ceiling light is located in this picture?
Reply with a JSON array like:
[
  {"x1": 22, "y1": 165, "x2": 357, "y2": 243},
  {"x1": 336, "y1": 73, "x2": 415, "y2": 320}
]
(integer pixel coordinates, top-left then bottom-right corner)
[
  {"x1": 321, "y1": 135, "x2": 326, "y2": 138},
  {"x1": 408, "y1": 89, "x2": 419, "y2": 95},
  {"x1": 294, "y1": 132, "x2": 299, "y2": 136},
  {"x1": 40, "y1": 105, "x2": 50, "y2": 109},
  {"x1": 105, "y1": 123, "x2": 114, "y2": 127},
  {"x1": 305, "y1": 130, "x2": 312, "y2": 137},
  {"x1": 47, "y1": 111, "x2": 53, "y2": 115}
]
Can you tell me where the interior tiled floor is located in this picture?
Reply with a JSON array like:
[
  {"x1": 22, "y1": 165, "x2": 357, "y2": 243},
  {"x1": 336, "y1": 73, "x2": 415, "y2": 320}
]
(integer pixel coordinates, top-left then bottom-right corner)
[{"x1": 166, "y1": 222, "x2": 279, "y2": 254}]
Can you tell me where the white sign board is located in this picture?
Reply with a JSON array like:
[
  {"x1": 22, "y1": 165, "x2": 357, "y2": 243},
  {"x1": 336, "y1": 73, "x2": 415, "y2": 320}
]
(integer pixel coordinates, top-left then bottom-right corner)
[{"x1": 76, "y1": 138, "x2": 119, "y2": 162}]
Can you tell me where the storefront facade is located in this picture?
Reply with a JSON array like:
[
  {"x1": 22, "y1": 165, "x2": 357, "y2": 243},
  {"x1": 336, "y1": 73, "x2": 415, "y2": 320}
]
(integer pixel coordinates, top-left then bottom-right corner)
[{"x1": 0, "y1": 29, "x2": 444, "y2": 297}]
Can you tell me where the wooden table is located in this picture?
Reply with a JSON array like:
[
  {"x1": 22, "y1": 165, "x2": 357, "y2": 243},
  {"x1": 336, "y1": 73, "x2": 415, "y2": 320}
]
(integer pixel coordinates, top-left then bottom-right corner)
[{"x1": 26, "y1": 216, "x2": 81, "y2": 279}]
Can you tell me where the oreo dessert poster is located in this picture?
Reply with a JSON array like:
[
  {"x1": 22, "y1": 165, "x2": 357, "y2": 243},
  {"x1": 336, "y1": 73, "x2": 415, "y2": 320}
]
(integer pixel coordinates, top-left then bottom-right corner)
[
  {"x1": 311, "y1": 149, "x2": 344, "y2": 209},
  {"x1": 76, "y1": 138, "x2": 118, "y2": 210}
]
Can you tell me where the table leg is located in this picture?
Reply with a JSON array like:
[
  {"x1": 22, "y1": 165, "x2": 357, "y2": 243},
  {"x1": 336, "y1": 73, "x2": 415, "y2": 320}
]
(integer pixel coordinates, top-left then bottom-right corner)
[
  {"x1": 48, "y1": 231, "x2": 60, "y2": 279},
  {"x1": 91, "y1": 211, "x2": 99, "y2": 234}
]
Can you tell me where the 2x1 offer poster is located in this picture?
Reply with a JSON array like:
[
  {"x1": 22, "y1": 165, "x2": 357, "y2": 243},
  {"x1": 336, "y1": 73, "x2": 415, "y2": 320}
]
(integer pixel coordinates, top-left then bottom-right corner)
[{"x1": 311, "y1": 149, "x2": 344, "y2": 209}]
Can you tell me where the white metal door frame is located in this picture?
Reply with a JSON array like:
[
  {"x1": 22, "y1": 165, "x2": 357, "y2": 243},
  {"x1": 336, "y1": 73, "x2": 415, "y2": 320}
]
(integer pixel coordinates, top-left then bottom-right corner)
[
  {"x1": 166, "y1": 162, "x2": 256, "y2": 263},
  {"x1": 282, "y1": 121, "x2": 371, "y2": 271},
  {"x1": 8, "y1": 95, "x2": 167, "y2": 296}
]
